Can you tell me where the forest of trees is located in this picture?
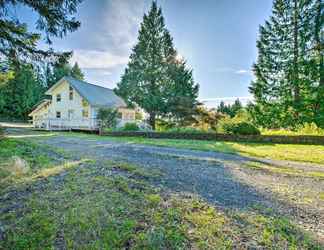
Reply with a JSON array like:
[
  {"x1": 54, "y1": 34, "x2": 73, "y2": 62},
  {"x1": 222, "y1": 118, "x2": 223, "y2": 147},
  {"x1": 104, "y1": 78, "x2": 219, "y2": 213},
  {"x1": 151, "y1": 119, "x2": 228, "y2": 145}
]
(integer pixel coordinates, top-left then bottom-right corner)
[
  {"x1": 0, "y1": 59, "x2": 84, "y2": 120},
  {"x1": 249, "y1": 0, "x2": 323, "y2": 128}
]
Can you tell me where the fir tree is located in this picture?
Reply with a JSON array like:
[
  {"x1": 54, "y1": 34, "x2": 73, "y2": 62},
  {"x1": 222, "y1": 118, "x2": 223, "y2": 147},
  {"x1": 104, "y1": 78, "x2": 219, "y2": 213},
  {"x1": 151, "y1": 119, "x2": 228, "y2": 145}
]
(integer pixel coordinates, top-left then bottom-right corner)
[
  {"x1": 115, "y1": 1, "x2": 199, "y2": 129},
  {"x1": 249, "y1": 0, "x2": 318, "y2": 128},
  {"x1": 71, "y1": 63, "x2": 84, "y2": 80},
  {"x1": 0, "y1": 62, "x2": 44, "y2": 119}
]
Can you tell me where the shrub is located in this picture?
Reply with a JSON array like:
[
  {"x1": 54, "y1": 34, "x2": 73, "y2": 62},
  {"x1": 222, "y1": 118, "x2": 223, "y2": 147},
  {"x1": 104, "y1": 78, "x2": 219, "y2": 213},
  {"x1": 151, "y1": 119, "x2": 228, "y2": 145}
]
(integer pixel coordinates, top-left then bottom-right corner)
[
  {"x1": 223, "y1": 121, "x2": 260, "y2": 135},
  {"x1": 122, "y1": 122, "x2": 140, "y2": 131},
  {"x1": 296, "y1": 122, "x2": 324, "y2": 136},
  {"x1": 165, "y1": 127, "x2": 204, "y2": 133},
  {"x1": 97, "y1": 108, "x2": 119, "y2": 129},
  {"x1": 261, "y1": 123, "x2": 324, "y2": 136}
]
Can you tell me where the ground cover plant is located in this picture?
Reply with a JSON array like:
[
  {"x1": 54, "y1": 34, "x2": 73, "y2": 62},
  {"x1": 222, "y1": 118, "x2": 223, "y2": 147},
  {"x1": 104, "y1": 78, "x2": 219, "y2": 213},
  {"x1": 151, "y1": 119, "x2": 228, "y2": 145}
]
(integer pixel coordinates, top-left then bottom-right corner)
[{"x1": 0, "y1": 135, "x2": 323, "y2": 249}]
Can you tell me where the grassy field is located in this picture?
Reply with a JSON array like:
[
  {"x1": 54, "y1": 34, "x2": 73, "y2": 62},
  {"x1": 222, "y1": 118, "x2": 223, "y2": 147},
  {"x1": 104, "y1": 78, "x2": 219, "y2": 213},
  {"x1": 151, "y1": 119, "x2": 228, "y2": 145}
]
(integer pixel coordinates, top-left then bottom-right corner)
[
  {"x1": 0, "y1": 137, "x2": 322, "y2": 249},
  {"x1": 90, "y1": 135, "x2": 324, "y2": 165}
]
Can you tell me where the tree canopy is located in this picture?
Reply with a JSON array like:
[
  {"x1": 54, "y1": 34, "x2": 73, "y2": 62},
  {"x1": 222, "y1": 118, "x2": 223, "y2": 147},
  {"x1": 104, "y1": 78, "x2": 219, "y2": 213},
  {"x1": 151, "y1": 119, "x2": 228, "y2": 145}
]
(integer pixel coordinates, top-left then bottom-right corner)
[{"x1": 0, "y1": 0, "x2": 82, "y2": 62}]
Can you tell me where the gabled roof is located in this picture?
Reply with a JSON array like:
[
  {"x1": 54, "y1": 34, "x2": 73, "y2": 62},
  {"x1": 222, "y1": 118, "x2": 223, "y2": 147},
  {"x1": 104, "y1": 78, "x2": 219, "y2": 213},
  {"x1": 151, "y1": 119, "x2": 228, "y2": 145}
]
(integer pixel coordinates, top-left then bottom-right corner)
[
  {"x1": 29, "y1": 99, "x2": 51, "y2": 116},
  {"x1": 45, "y1": 76, "x2": 127, "y2": 108}
]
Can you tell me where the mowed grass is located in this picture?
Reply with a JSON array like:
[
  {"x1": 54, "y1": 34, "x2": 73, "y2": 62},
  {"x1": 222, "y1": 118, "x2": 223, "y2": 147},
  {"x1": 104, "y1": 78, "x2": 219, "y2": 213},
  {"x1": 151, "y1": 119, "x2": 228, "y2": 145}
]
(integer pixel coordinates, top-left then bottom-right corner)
[
  {"x1": 0, "y1": 138, "x2": 322, "y2": 249},
  {"x1": 95, "y1": 136, "x2": 324, "y2": 165}
]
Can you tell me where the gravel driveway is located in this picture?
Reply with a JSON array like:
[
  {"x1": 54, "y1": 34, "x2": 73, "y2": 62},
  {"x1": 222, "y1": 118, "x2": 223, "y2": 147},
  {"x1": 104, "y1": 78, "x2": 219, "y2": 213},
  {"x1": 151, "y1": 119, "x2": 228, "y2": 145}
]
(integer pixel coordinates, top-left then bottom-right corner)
[
  {"x1": 36, "y1": 133, "x2": 324, "y2": 242},
  {"x1": 3, "y1": 125, "x2": 324, "y2": 243}
]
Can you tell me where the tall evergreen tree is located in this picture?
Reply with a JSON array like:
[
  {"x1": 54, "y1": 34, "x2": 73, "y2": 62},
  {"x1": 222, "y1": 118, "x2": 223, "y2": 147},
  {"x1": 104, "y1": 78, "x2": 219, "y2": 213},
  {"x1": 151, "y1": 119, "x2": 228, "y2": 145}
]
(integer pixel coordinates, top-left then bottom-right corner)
[
  {"x1": 250, "y1": 0, "x2": 320, "y2": 128},
  {"x1": 0, "y1": 62, "x2": 44, "y2": 119},
  {"x1": 164, "y1": 60, "x2": 199, "y2": 126},
  {"x1": 115, "y1": 1, "x2": 199, "y2": 129},
  {"x1": 311, "y1": 0, "x2": 324, "y2": 125}
]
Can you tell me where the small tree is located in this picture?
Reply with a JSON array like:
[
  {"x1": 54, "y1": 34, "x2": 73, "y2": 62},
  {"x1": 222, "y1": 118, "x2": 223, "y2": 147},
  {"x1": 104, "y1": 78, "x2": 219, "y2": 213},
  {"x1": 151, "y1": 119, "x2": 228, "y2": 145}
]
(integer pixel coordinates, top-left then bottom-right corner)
[
  {"x1": 193, "y1": 106, "x2": 224, "y2": 131},
  {"x1": 97, "y1": 108, "x2": 119, "y2": 130}
]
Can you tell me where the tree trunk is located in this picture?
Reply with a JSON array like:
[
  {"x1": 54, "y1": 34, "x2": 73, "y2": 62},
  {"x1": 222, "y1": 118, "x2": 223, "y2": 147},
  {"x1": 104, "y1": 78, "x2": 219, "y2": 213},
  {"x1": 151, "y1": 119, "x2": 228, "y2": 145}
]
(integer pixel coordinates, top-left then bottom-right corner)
[{"x1": 149, "y1": 112, "x2": 156, "y2": 130}]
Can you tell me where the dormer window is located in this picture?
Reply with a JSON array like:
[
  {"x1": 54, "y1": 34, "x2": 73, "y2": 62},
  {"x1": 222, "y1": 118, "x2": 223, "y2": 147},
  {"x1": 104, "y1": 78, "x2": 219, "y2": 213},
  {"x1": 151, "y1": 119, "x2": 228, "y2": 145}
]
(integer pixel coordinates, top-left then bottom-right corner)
[
  {"x1": 56, "y1": 94, "x2": 61, "y2": 102},
  {"x1": 69, "y1": 86, "x2": 73, "y2": 100}
]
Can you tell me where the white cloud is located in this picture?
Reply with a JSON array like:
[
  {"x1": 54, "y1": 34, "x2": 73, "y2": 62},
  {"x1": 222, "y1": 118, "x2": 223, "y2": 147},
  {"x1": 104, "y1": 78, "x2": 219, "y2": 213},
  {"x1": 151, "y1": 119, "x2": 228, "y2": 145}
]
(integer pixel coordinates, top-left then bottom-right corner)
[
  {"x1": 235, "y1": 69, "x2": 251, "y2": 75},
  {"x1": 100, "y1": 0, "x2": 145, "y2": 55},
  {"x1": 71, "y1": 49, "x2": 129, "y2": 69}
]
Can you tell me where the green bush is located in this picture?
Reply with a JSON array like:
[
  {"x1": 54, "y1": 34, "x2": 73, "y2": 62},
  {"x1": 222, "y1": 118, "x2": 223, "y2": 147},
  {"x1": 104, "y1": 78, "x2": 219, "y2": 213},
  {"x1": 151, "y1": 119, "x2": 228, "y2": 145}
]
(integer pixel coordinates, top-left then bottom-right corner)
[
  {"x1": 262, "y1": 122, "x2": 324, "y2": 136},
  {"x1": 165, "y1": 127, "x2": 204, "y2": 133},
  {"x1": 296, "y1": 122, "x2": 324, "y2": 136},
  {"x1": 223, "y1": 122, "x2": 260, "y2": 135},
  {"x1": 97, "y1": 108, "x2": 119, "y2": 129},
  {"x1": 122, "y1": 123, "x2": 140, "y2": 131}
]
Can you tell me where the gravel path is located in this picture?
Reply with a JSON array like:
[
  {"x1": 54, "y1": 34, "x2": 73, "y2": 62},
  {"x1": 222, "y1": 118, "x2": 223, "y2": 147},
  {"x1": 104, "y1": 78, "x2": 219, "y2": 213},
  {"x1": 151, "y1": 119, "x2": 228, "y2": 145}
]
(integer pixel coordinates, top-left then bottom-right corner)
[{"x1": 37, "y1": 134, "x2": 324, "y2": 240}]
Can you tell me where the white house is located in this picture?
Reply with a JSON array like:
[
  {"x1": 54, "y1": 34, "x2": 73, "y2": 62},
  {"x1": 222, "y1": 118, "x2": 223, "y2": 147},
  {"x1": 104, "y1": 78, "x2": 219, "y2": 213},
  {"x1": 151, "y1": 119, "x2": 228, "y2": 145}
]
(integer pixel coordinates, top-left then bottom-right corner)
[{"x1": 29, "y1": 76, "x2": 136, "y2": 131}]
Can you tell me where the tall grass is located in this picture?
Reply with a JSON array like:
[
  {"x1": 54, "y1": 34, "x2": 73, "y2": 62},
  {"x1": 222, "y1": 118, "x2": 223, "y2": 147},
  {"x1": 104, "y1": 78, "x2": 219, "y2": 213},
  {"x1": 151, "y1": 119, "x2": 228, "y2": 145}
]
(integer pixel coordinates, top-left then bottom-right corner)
[{"x1": 262, "y1": 122, "x2": 324, "y2": 136}]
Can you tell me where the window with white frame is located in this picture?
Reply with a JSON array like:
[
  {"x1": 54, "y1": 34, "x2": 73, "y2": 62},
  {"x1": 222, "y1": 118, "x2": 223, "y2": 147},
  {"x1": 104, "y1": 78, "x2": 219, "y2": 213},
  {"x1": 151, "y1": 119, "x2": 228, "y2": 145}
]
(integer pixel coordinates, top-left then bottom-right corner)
[
  {"x1": 56, "y1": 111, "x2": 61, "y2": 118},
  {"x1": 56, "y1": 94, "x2": 61, "y2": 102}
]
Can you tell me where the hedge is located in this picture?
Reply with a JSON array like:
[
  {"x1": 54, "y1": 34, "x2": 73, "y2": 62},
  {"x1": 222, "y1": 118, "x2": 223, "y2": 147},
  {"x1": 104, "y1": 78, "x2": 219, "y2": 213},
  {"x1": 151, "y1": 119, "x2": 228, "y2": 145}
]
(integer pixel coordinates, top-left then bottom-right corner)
[{"x1": 102, "y1": 131, "x2": 324, "y2": 145}]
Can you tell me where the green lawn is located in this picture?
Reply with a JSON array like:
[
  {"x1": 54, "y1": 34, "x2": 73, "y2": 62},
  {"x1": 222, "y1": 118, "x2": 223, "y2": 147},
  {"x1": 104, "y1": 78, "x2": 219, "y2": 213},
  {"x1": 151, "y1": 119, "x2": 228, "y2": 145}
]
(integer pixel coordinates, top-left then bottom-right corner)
[
  {"x1": 0, "y1": 138, "x2": 322, "y2": 249},
  {"x1": 20, "y1": 130, "x2": 324, "y2": 164},
  {"x1": 95, "y1": 136, "x2": 324, "y2": 165}
]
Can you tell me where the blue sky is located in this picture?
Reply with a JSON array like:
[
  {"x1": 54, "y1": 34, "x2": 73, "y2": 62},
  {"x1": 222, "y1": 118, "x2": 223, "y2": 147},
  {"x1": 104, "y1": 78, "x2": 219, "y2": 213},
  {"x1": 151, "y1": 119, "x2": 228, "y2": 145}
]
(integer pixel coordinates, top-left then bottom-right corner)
[{"x1": 20, "y1": 0, "x2": 273, "y2": 106}]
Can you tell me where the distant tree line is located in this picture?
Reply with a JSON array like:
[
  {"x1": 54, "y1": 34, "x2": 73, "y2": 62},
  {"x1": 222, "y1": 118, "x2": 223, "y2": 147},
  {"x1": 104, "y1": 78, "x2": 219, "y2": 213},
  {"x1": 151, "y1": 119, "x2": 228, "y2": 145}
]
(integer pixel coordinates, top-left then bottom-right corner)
[{"x1": 217, "y1": 99, "x2": 243, "y2": 118}]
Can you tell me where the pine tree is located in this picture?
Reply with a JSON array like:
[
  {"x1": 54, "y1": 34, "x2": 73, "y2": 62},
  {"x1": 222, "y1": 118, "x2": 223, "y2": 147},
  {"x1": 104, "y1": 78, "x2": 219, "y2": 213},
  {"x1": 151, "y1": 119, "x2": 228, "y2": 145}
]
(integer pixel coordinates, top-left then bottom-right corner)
[
  {"x1": 71, "y1": 63, "x2": 85, "y2": 80},
  {"x1": 249, "y1": 0, "x2": 317, "y2": 128},
  {"x1": 0, "y1": 62, "x2": 44, "y2": 119},
  {"x1": 115, "y1": 1, "x2": 199, "y2": 129},
  {"x1": 165, "y1": 60, "x2": 199, "y2": 126},
  {"x1": 312, "y1": 0, "x2": 324, "y2": 125}
]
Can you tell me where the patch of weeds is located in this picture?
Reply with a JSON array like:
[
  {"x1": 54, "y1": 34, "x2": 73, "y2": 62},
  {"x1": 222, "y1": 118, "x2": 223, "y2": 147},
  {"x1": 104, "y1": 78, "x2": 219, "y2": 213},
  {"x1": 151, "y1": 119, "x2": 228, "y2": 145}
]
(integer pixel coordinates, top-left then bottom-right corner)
[
  {"x1": 145, "y1": 193, "x2": 161, "y2": 207},
  {"x1": 112, "y1": 161, "x2": 162, "y2": 179},
  {"x1": 171, "y1": 197, "x2": 233, "y2": 249},
  {"x1": 2, "y1": 200, "x2": 58, "y2": 250}
]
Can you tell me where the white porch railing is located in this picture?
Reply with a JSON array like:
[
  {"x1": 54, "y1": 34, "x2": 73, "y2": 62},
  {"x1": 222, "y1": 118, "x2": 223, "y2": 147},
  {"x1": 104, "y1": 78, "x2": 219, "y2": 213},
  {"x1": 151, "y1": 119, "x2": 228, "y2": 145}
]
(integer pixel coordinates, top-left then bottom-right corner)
[
  {"x1": 33, "y1": 118, "x2": 100, "y2": 131},
  {"x1": 33, "y1": 118, "x2": 150, "y2": 131}
]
